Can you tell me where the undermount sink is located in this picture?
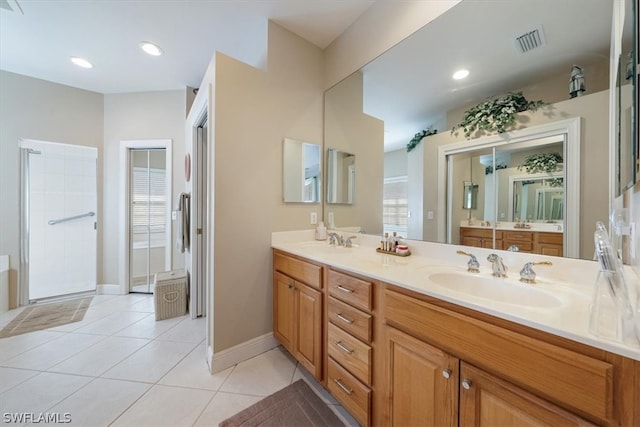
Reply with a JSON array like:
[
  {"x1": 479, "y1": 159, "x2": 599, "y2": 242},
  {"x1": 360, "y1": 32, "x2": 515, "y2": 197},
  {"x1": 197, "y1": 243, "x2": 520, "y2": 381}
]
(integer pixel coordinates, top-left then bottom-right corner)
[{"x1": 427, "y1": 272, "x2": 563, "y2": 308}]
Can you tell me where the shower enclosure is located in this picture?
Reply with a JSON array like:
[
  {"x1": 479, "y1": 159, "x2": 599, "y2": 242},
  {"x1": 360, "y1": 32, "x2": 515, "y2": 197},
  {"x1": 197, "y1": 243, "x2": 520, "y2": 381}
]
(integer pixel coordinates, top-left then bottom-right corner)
[{"x1": 20, "y1": 139, "x2": 97, "y2": 302}]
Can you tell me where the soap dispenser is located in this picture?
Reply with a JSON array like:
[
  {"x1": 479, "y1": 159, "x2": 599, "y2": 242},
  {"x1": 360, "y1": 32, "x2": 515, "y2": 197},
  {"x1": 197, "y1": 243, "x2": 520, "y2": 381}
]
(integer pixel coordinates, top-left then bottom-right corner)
[{"x1": 315, "y1": 221, "x2": 327, "y2": 240}]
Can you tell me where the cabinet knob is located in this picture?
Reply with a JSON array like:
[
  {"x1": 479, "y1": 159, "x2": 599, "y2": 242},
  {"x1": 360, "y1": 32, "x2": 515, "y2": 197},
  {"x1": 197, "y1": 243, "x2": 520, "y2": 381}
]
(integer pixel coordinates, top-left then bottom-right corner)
[
  {"x1": 442, "y1": 369, "x2": 452, "y2": 379},
  {"x1": 462, "y1": 379, "x2": 472, "y2": 390},
  {"x1": 288, "y1": 284, "x2": 294, "y2": 290}
]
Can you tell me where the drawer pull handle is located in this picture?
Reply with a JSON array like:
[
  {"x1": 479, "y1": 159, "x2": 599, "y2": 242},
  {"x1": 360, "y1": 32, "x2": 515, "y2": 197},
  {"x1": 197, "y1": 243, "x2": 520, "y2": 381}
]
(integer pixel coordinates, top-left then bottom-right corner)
[
  {"x1": 442, "y1": 369, "x2": 451, "y2": 379},
  {"x1": 335, "y1": 341, "x2": 354, "y2": 354},
  {"x1": 336, "y1": 285, "x2": 353, "y2": 293},
  {"x1": 336, "y1": 313, "x2": 354, "y2": 324},
  {"x1": 334, "y1": 378, "x2": 353, "y2": 395},
  {"x1": 462, "y1": 379, "x2": 472, "y2": 390}
]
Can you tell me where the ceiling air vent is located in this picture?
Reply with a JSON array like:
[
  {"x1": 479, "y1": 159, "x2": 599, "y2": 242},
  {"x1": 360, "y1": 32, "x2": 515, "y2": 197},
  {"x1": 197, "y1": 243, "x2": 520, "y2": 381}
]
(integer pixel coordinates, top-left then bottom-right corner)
[
  {"x1": 0, "y1": 0, "x2": 23, "y2": 14},
  {"x1": 514, "y1": 26, "x2": 545, "y2": 54}
]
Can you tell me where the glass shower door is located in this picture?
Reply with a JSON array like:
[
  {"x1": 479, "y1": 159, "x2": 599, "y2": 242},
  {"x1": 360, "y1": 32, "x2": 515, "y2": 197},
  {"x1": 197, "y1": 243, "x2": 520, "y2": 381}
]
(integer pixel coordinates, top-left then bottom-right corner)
[{"x1": 129, "y1": 149, "x2": 167, "y2": 293}]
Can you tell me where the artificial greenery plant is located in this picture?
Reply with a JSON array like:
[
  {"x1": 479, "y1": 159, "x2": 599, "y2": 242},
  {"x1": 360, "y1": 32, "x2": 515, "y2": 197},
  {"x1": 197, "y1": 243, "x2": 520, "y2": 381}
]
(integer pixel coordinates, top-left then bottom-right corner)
[
  {"x1": 517, "y1": 152, "x2": 563, "y2": 174},
  {"x1": 406, "y1": 126, "x2": 437, "y2": 152},
  {"x1": 452, "y1": 92, "x2": 546, "y2": 138}
]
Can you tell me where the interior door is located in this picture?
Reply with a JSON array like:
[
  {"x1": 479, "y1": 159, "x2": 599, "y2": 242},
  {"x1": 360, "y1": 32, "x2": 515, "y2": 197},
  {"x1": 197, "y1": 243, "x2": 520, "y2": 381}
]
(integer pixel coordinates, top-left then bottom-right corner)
[{"x1": 129, "y1": 148, "x2": 167, "y2": 293}]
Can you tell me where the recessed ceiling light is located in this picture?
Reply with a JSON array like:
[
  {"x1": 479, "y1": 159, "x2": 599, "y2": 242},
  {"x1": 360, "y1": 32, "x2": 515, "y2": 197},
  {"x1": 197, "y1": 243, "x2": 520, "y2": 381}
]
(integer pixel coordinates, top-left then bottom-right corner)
[
  {"x1": 453, "y1": 69, "x2": 470, "y2": 80},
  {"x1": 140, "y1": 41, "x2": 163, "y2": 56},
  {"x1": 70, "y1": 57, "x2": 93, "y2": 69}
]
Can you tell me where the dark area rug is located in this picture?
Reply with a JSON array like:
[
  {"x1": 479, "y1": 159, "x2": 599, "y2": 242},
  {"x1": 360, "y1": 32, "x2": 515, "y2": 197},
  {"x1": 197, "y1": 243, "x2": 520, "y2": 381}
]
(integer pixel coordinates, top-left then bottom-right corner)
[
  {"x1": 0, "y1": 297, "x2": 92, "y2": 338},
  {"x1": 219, "y1": 379, "x2": 346, "y2": 427}
]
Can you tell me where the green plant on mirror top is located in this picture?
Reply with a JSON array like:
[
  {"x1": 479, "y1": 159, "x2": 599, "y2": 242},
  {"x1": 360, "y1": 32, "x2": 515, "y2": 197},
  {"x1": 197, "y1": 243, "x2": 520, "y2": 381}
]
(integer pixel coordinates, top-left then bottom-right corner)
[
  {"x1": 518, "y1": 152, "x2": 563, "y2": 175},
  {"x1": 406, "y1": 126, "x2": 438, "y2": 152},
  {"x1": 452, "y1": 92, "x2": 546, "y2": 138}
]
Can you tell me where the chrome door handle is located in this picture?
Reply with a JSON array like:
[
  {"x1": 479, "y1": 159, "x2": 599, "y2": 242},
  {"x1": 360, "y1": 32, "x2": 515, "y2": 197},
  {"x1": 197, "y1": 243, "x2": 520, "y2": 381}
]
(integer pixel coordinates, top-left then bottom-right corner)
[
  {"x1": 462, "y1": 379, "x2": 472, "y2": 390},
  {"x1": 336, "y1": 285, "x2": 353, "y2": 293},
  {"x1": 442, "y1": 369, "x2": 452, "y2": 379},
  {"x1": 334, "y1": 378, "x2": 353, "y2": 395}
]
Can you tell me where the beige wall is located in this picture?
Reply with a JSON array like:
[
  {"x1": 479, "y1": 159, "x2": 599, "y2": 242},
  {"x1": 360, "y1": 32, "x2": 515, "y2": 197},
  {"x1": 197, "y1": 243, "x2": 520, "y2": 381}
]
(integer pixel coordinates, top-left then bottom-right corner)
[
  {"x1": 211, "y1": 22, "x2": 324, "y2": 352},
  {"x1": 324, "y1": 71, "x2": 384, "y2": 235},
  {"x1": 0, "y1": 71, "x2": 104, "y2": 307},
  {"x1": 421, "y1": 89, "x2": 610, "y2": 259},
  {"x1": 323, "y1": 1, "x2": 461, "y2": 89},
  {"x1": 102, "y1": 90, "x2": 187, "y2": 286}
]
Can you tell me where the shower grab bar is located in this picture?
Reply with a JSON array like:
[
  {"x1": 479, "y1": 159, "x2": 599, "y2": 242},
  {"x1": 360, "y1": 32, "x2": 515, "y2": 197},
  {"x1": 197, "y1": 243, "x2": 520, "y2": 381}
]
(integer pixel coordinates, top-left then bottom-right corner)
[{"x1": 48, "y1": 211, "x2": 95, "y2": 226}]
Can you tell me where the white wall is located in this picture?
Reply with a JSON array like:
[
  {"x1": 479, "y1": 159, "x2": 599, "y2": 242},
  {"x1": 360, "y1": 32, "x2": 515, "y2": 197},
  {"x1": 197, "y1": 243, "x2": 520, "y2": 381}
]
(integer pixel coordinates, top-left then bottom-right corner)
[
  {"x1": 0, "y1": 71, "x2": 103, "y2": 308},
  {"x1": 384, "y1": 149, "x2": 408, "y2": 178},
  {"x1": 102, "y1": 90, "x2": 187, "y2": 286}
]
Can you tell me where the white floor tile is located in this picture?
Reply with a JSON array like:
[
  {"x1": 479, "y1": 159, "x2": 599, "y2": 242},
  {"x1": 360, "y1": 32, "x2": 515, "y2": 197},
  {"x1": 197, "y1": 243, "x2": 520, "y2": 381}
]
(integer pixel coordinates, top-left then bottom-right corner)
[
  {"x1": 73, "y1": 311, "x2": 151, "y2": 335},
  {"x1": 220, "y1": 348, "x2": 297, "y2": 396},
  {"x1": 156, "y1": 316, "x2": 206, "y2": 343},
  {"x1": 46, "y1": 308, "x2": 113, "y2": 332},
  {"x1": 0, "y1": 367, "x2": 39, "y2": 393},
  {"x1": 127, "y1": 297, "x2": 156, "y2": 313},
  {"x1": 47, "y1": 336, "x2": 150, "y2": 377},
  {"x1": 47, "y1": 378, "x2": 150, "y2": 427},
  {"x1": 193, "y1": 391, "x2": 262, "y2": 427},
  {"x1": 111, "y1": 384, "x2": 214, "y2": 427},
  {"x1": 159, "y1": 344, "x2": 232, "y2": 390},
  {"x1": 102, "y1": 339, "x2": 197, "y2": 383},
  {"x1": 115, "y1": 313, "x2": 186, "y2": 339},
  {"x1": 0, "y1": 372, "x2": 91, "y2": 415},
  {"x1": 0, "y1": 306, "x2": 27, "y2": 328},
  {"x1": 1, "y1": 333, "x2": 105, "y2": 371},
  {"x1": 0, "y1": 330, "x2": 66, "y2": 362}
]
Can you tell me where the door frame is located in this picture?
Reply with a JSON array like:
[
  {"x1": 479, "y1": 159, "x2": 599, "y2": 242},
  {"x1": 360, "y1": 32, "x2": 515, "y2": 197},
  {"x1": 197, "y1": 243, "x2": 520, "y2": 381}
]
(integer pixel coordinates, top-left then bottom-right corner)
[{"x1": 118, "y1": 139, "x2": 172, "y2": 295}]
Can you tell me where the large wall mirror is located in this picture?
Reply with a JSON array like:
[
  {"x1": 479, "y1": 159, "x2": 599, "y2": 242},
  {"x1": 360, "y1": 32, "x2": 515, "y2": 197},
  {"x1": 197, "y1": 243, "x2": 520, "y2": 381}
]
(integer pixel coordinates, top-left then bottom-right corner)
[
  {"x1": 323, "y1": 0, "x2": 634, "y2": 261},
  {"x1": 282, "y1": 138, "x2": 321, "y2": 203},
  {"x1": 326, "y1": 149, "x2": 355, "y2": 204}
]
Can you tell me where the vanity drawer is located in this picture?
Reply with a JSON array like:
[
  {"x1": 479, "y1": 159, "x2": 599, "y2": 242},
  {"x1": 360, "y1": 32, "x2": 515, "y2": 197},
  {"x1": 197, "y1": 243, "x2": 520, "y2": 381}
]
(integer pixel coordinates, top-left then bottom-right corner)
[
  {"x1": 537, "y1": 232, "x2": 563, "y2": 244},
  {"x1": 503, "y1": 231, "x2": 533, "y2": 242},
  {"x1": 328, "y1": 296, "x2": 372, "y2": 343},
  {"x1": 328, "y1": 323, "x2": 371, "y2": 385},
  {"x1": 460, "y1": 227, "x2": 503, "y2": 239},
  {"x1": 273, "y1": 251, "x2": 322, "y2": 290},
  {"x1": 328, "y1": 269, "x2": 372, "y2": 311},
  {"x1": 383, "y1": 289, "x2": 613, "y2": 421},
  {"x1": 502, "y1": 239, "x2": 533, "y2": 252},
  {"x1": 327, "y1": 357, "x2": 370, "y2": 427}
]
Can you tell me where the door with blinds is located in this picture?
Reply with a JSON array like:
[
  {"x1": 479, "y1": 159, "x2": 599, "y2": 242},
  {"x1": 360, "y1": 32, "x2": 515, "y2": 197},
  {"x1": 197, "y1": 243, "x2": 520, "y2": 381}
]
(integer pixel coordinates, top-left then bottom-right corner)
[{"x1": 129, "y1": 149, "x2": 168, "y2": 293}]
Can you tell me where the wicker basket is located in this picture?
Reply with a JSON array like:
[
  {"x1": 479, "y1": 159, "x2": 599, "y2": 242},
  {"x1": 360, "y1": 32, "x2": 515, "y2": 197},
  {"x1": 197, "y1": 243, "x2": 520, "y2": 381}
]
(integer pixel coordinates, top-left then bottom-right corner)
[{"x1": 154, "y1": 270, "x2": 187, "y2": 321}]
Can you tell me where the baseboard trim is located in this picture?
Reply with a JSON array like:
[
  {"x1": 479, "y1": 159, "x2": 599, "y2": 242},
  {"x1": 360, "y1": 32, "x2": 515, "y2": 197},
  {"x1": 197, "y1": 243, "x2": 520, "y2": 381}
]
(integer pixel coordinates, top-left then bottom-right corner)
[
  {"x1": 208, "y1": 332, "x2": 279, "y2": 374},
  {"x1": 96, "y1": 284, "x2": 122, "y2": 295}
]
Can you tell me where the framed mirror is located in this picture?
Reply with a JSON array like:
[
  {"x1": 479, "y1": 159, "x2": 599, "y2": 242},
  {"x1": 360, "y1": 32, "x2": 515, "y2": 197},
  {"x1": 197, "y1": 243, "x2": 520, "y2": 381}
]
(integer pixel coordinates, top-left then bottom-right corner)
[
  {"x1": 323, "y1": 0, "x2": 616, "y2": 260},
  {"x1": 326, "y1": 148, "x2": 355, "y2": 204},
  {"x1": 282, "y1": 138, "x2": 321, "y2": 203}
]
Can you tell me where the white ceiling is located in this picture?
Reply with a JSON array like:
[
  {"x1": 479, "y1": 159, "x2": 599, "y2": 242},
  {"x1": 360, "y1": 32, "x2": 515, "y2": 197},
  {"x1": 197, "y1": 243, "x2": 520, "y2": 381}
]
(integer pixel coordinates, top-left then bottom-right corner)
[
  {"x1": 0, "y1": 0, "x2": 375, "y2": 94},
  {"x1": 360, "y1": 0, "x2": 614, "y2": 151}
]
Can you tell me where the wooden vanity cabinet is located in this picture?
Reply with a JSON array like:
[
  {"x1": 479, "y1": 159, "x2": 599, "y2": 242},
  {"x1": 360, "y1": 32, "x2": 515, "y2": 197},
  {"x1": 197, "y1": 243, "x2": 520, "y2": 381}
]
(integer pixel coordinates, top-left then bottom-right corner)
[
  {"x1": 534, "y1": 232, "x2": 563, "y2": 256},
  {"x1": 379, "y1": 286, "x2": 639, "y2": 427},
  {"x1": 460, "y1": 227, "x2": 502, "y2": 249},
  {"x1": 326, "y1": 268, "x2": 374, "y2": 426},
  {"x1": 273, "y1": 251, "x2": 323, "y2": 380}
]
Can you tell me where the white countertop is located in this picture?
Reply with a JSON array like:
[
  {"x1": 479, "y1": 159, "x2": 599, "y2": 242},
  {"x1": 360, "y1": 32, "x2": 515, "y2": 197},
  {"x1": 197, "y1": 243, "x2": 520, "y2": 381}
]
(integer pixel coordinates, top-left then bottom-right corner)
[{"x1": 272, "y1": 230, "x2": 640, "y2": 361}]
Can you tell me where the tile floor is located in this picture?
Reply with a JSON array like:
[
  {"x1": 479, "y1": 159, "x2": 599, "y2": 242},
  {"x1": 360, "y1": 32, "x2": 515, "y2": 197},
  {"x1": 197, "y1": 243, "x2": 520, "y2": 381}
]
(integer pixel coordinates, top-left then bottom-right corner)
[{"x1": 0, "y1": 293, "x2": 358, "y2": 426}]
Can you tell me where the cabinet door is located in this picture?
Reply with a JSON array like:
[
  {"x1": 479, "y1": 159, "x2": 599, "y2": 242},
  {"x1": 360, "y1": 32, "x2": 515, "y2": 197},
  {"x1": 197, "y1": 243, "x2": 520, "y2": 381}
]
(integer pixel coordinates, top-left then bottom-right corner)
[
  {"x1": 461, "y1": 236, "x2": 483, "y2": 248},
  {"x1": 536, "y1": 243, "x2": 563, "y2": 257},
  {"x1": 386, "y1": 327, "x2": 458, "y2": 427},
  {"x1": 273, "y1": 272, "x2": 295, "y2": 353},
  {"x1": 459, "y1": 363, "x2": 595, "y2": 427},
  {"x1": 295, "y1": 281, "x2": 322, "y2": 379}
]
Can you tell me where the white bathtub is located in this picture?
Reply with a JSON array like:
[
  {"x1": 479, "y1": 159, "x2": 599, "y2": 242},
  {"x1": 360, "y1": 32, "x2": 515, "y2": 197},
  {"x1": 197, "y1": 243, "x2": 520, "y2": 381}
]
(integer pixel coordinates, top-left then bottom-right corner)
[{"x1": 0, "y1": 255, "x2": 9, "y2": 313}]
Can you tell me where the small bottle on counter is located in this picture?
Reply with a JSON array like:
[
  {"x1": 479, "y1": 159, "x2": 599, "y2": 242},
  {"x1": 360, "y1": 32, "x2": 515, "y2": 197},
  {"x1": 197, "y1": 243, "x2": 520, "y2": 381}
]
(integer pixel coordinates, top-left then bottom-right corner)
[{"x1": 383, "y1": 232, "x2": 389, "y2": 251}]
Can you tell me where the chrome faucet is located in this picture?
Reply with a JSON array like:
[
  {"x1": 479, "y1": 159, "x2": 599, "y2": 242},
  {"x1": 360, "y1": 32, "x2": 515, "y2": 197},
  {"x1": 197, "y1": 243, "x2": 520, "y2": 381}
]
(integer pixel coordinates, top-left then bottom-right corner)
[
  {"x1": 519, "y1": 261, "x2": 553, "y2": 284},
  {"x1": 344, "y1": 236, "x2": 357, "y2": 248},
  {"x1": 487, "y1": 254, "x2": 507, "y2": 278},
  {"x1": 328, "y1": 232, "x2": 343, "y2": 246},
  {"x1": 456, "y1": 250, "x2": 480, "y2": 273}
]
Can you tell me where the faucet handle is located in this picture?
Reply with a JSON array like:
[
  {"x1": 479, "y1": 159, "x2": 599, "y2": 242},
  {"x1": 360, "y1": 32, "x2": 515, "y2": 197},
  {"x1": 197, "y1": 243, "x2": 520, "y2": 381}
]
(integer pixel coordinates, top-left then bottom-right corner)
[
  {"x1": 487, "y1": 253, "x2": 508, "y2": 278},
  {"x1": 519, "y1": 261, "x2": 553, "y2": 284},
  {"x1": 457, "y1": 250, "x2": 480, "y2": 273},
  {"x1": 344, "y1": 236, "x2": 357, "y2": 248}
]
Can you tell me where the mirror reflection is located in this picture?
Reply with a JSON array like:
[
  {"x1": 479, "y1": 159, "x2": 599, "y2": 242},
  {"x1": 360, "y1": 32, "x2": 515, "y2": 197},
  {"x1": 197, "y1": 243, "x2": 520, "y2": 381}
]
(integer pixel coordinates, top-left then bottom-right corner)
[
  {"x1": 282, "y1": 138, "x2": 321, "y2": 204},
  {"x1": 323, "y1": 0, "x2": 625, "y2": 260},
  {"x1": 326, "y1": 149, "x2": 355, "y2": 204}
]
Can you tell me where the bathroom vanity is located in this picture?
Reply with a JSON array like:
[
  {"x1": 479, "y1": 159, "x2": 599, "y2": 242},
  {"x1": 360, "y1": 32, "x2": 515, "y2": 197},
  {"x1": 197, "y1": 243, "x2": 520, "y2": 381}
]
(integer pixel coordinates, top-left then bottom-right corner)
[
  {"x1": 460, "y1": 226, "x2": 564, "y2": 256},
  {"x1": 272, "y1": 232, "x2": 640, "y2": 427}
]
